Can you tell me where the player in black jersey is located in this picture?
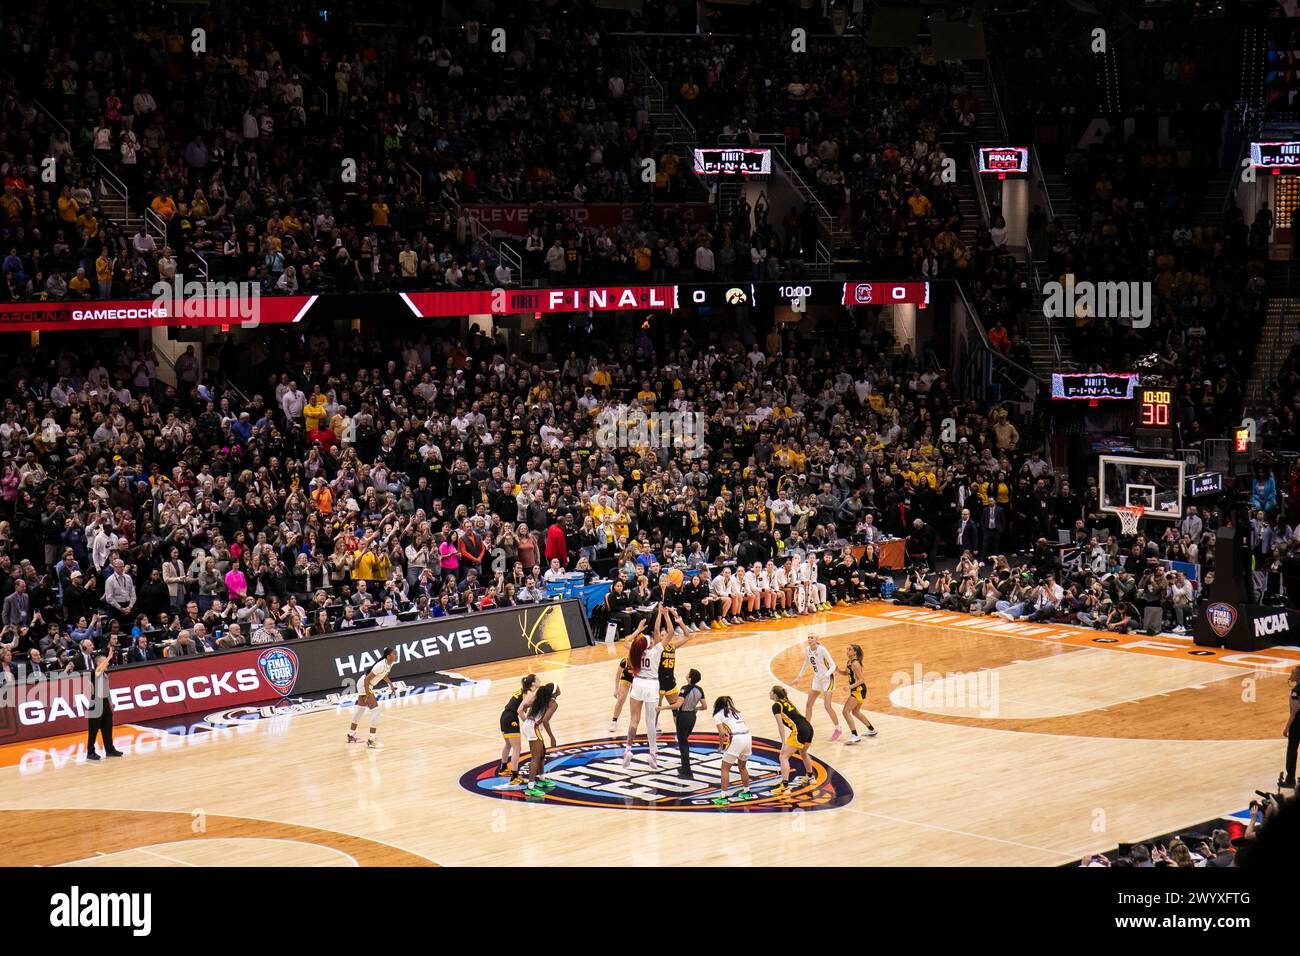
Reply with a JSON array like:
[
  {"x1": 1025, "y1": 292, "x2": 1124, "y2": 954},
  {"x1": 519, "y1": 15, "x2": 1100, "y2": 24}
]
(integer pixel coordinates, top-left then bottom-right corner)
[
  {"x1": 654, "y1": 601, "x2": 698, "y2": 720},
  {"x1": 609, "y1": 655, "x2": 634, "y2": 734},
  {"x1": 769, "y1": 685, "x2": 814, "y2": 794},
  {"x1": 498, "y1": 674, "x2": 537, "y2": 783},
  {"x1": 840, "y1": 644, "x2": 878, "y2": 743}
]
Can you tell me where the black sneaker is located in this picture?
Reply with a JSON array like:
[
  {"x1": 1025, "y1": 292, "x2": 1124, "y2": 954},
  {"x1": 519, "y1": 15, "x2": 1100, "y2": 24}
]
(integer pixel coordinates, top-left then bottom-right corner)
[
  {"x1": 677, "y1": 768, "x2": 694, "y2": 780},
  {"x1": 106, "y1": 750, "x2": 124, "y2": 757},
  {"x1": 86, "y1": 752, "x2": 101, "y2": 760}
]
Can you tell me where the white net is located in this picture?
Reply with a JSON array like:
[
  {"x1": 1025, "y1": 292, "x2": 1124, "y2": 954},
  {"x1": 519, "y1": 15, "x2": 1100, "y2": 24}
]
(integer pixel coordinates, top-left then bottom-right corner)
[{"x1": 1117, "y1": 506, "x2": 1144, "y2": 535}]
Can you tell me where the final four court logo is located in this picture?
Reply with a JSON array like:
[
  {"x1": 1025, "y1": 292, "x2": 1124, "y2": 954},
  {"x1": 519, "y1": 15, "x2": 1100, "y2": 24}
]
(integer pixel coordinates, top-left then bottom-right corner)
[{"x1": 460, "y1": 736, "x2": 854, "y2": 812}]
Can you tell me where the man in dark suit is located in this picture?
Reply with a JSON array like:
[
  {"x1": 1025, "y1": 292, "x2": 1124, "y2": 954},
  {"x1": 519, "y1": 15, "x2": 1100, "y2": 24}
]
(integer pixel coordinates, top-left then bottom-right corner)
[
  {"x1": 85, "y1": 654, "x2": 123, "y2": 760},
  {"x1": 955, "y1": 507, "x2": 979, "y2": 555},
  {"x1": 981, "y1": 502, "x2": 1007, "y2": 558},
  {"x1": 70, "y1": 639, "x2": 97, "y2": 675},
  {"x1": 125, "y1": 635, "x2": 156, "y2": 664}
]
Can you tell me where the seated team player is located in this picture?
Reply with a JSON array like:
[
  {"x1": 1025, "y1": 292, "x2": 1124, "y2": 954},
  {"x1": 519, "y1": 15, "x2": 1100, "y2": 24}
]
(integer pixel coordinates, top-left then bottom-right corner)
[
  {"x1": 775, "y1": 557, "x2": 799, "y2": 616},
  {"x1": 803, "y1": 552, "x2": 831, "y2": 612},
  {"x1": 766, "y1": 559, "x2": 794, "y2": 618},
  {"x1": 740, "y1": 561, "x2": 763, "y2": 621},
  {"x1": 709, "y1": 565, "x2": 738, "y2": 627},
  {"x1": 755, "y1": 561, "x2": 779, "y2": 620}
]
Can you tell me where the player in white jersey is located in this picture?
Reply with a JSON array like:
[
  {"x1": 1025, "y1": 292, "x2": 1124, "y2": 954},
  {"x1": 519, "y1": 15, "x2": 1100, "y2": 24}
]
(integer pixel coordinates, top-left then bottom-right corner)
[
  {"x1": 347, "y1": 646, "x2": 397, "y2": 749},
  {"x1": 518, "y1": 682, "x2": 561, "y2": 796},
  {"x1": 709, "y1": 567, "x2": 735, "y2": 627},
  {"x1": 789, "y1": 557, "x2": 812, "y2": 614},
  {"x1": 711, "y1": 696, "x2": 755, "y2": 804},
  {"x1": 741, "y1": 564, "x2": 761, "y2": 621},
  {"x1": 776, "y1": 559, "x2": 798, "y2": 617},
  {"x1": 804, "y1": 554, "x2": 829, "y2": 611},
  {"x1": 766, "y1": 560, "x2": 793, "y2": 617},
  {"x1": 715, "y1": 566, "x2": 743, "y2": 625},
  {"x1": 622, "y1": 616, "x2": 664, "y2": 770},
  {"x1": 796, "y1": 633, "x2": 843, "y2": 740}
]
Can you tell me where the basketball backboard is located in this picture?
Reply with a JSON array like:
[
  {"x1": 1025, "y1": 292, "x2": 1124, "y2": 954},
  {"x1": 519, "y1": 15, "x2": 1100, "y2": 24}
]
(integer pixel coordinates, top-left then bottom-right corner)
[{"x1": 1098, "y1": 455, "x2": 1185, "y2": 521}]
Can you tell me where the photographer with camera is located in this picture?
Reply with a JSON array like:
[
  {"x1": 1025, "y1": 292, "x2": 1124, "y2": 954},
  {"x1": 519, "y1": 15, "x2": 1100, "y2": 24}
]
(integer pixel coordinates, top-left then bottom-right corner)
[{"x1": 1166, "y1": 570, "x2": 1195, "y2": 634}]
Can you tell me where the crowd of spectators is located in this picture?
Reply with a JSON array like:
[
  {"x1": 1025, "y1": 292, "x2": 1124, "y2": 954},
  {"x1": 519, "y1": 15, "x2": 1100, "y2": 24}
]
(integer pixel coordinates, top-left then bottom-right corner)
[
  {"x1": 1, "y1": 0, "x2": 949, "y2": 304},
  {"x1": 0, "y1": 300, "x2": 1065, "y2": 678},
  {"x1": 1085, "y1": 778, "x2": 1298, "y2": 868}
]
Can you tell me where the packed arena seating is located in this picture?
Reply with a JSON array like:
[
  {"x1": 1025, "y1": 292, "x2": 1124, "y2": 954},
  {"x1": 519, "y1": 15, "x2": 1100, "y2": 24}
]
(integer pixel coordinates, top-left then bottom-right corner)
[
  {"x1": 0, "y1": 0, "x2": 1250, "y2": 678},
  {"x1": 1, "y1": 1, "x2": 917, "y2": 301}
]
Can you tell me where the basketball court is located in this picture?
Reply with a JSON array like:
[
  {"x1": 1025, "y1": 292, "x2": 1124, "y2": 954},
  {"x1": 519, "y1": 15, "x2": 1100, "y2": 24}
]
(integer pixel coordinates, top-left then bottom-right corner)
[{"x1": 2, "y1": 602, "x2": 1293, "y2": 867}]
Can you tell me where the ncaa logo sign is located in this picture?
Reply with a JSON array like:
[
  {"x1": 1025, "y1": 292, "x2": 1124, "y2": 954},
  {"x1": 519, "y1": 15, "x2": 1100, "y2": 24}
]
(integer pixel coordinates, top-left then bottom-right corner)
[
  {"x1": 257, "y1": 648, "x2": 299, "y2": 696},
  {"x1": 460, "y1": 736, "x2": 853, "y2": 812},
  {"x1": 1254, "y1": 611, "x2": 1290, "y2": 639},
  {"x1": 1206, "y1": 603, "x2": 1237, "y2": 639}
]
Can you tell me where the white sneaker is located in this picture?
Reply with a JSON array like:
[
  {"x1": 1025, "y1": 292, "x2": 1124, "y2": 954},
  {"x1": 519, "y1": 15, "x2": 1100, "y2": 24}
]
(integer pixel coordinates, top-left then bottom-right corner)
[
  {"x1": 865, "y1": 728, "x2": 878, "y2": 737},
  {"x1": 846, "y1": 734, "x2": 861, "y2": 745},
  {"x1": 1173, "y1": 626, "x2": 1186, "y2": 634},
  {"x1": 608, "y1": 719, "x2": 618, "y2": 734},
  {"x1": 367, "y1": 739, "x2": 383, "y2": 750},
  {"x1": 622, "y1": 746, "x2": 633, "y2": 768}
]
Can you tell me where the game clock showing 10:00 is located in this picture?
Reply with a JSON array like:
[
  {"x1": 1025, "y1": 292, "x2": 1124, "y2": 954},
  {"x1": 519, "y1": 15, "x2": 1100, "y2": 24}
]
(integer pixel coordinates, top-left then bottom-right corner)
[{"x1": 1137, "y1": 387, "x2": 1174, "y2": 430}]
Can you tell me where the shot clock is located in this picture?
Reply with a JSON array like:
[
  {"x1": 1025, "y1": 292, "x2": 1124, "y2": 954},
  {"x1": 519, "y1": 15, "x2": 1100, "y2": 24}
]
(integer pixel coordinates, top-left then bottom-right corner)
[
  {"x1": 1134, "y1": 385, "x2": 1176, "y2": 449},
  {"x1": 1137, "y1": 386, "x2": 1173, "y2": 429}
]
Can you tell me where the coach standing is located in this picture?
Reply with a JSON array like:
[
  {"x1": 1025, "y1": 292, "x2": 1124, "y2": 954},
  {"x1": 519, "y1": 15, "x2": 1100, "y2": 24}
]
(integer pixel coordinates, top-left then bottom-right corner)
[{"x1": 86, "y1": 654, "x2": 123, "y2": 761}]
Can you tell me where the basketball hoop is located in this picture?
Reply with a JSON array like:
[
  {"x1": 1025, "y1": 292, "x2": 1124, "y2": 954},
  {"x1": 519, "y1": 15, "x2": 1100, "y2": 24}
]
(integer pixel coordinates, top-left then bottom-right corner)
[{"x1": 1116, "y1": 505, "x2": 1145, "y2": 535}]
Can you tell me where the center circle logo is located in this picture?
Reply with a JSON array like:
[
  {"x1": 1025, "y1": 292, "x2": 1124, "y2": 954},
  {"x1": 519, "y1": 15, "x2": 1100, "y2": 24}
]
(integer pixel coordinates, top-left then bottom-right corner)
[{"x1": 459, "y1": 736, "x2": 854, "y2": 812}]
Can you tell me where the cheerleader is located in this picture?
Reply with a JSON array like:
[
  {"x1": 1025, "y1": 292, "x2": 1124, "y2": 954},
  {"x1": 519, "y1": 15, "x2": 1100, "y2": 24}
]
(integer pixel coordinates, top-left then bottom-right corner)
[
  {"x1": 622, "y1": 616, "x2": 664, "y2": 770},
  {"x1": 769, "y1": 685, "x2": 814, "y2": 794},
  {"x1": 840, "y1": 644, "x2": 878, "y2": 743},
  {"x1": 498, "y1": 674, "x2": 537, "y2": 781},
  {"x1": 711, "y1": 695, "x2": 755, "y2": 805},
  {"x1": 519, "y1": 682, "x2": 561, "y2": 796},
  {"x1": 796, "y1": 633, "x2": 842, "y2": 740},
  {"x1": 609, "y1": 654, "x2": 634, "y2": 734},
  {"x1": 347, "y1": 646, "x2": 396, "y2": 749}
]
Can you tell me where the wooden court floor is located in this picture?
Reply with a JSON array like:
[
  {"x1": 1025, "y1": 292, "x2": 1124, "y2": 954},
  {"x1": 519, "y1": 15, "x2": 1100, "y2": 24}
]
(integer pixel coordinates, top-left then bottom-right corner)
[{"x1": 1, "y1": 603, "x2": 1294, "y2": 867}]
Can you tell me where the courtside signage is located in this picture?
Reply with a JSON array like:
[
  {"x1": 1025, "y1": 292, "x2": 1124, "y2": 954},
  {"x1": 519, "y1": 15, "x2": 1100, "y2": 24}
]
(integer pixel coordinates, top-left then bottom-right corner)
[
  {"x1": 0, "y1": 647, "x2": 290, "y2": 743},
  {"x1": 305, "y1": 600, "x2": 589, "y2": 688},
  {"x1": 1, "y1": 601, "x2": 586, "y2": 743}
]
